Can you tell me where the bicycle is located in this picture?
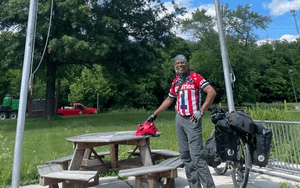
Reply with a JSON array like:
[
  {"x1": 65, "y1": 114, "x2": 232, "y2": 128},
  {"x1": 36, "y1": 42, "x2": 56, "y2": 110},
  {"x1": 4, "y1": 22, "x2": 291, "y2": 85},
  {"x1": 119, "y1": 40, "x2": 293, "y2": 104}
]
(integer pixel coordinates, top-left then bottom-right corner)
[{"x1": 211, "y1": 129, "x2": 252, "y2": 188}]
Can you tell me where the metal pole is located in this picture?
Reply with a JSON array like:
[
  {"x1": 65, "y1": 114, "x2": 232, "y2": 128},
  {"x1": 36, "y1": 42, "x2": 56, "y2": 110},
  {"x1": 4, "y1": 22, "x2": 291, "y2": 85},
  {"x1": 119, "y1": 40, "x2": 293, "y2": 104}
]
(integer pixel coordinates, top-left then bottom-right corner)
[
  {"x1": 97, "y1": 93, "x2": 99, "y2": 112},
  {"x1": 55, "y1": 80, "x2": 60, "y2": 115},
  {"x1": 214, "y1": 0, "x2": 235, "y2": 113},
  {"x1": 291, "y1": 10, "x2": 300, "y2": 35},
  {"x1": 289, "y1": 69, "x2": 299, "y2": 109},
  {"x1": 11, "y1": 0, "x2": 38, "y2": 187}
]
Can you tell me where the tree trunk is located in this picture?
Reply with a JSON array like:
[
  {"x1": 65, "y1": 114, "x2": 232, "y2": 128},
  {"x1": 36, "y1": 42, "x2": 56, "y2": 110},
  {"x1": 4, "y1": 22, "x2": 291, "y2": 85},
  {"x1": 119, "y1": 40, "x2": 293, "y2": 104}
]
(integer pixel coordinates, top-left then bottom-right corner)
[{"x1": 43, "y1": 61, "x2": 57, "y2": 119}]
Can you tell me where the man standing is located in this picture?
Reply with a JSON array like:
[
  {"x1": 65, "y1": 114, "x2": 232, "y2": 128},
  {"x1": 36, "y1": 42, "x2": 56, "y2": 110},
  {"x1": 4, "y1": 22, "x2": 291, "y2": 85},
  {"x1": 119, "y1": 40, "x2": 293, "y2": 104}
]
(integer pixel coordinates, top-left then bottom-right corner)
[{"x1": 146, "y1": 54, "x2": 216, "y2": 188}]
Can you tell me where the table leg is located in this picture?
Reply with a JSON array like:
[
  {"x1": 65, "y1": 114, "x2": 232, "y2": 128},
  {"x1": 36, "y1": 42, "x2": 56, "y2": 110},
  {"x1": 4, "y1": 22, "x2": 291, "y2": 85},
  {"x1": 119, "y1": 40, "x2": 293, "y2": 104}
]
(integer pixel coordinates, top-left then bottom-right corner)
[
  {"x1": 137, "y1": 138, "x2": 153, "y2": 166},
  {"x1": 61, "y1": 161, "x2": 69, "y2": 188},
  {"x1": 58, "y1": 161, "x2": 68, "y2": 170},
  {"x1": 109, "y1": 144, "x2": 118, "y2": 169},
  {"x1": 83, "y1": 148, "x2": 92, "y2": 160},
  {"x1": 86, "y1": 148, "x2": 101, "y2": 185},
  {"x1": 135, "y1": 175, "x2": 145, "y2": 188},
  {"x1": 69, "y1": 146, "x2": 85, "y2": 170},
  {"x1": 137, "y1": 138, "x2": 156, "y2": 187},
  {"x1": 148, "y1": 175, "x2": 159, "y2": 188}
]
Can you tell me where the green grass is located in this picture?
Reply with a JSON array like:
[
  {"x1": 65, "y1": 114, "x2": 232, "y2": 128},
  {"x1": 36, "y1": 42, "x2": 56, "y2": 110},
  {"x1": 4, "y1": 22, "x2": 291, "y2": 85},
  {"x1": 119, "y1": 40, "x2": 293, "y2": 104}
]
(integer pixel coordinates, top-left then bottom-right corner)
[
  {"x1": 238, "y1": 102, "x2": 300, "y2": 114},
  {"x1": 294, "y1": 115, "x2": 300, "y2": 122},
  {"x1": 1, "y1": 109, "x2": 300, "y2": 187},
  {"x1": 246, "y1": 107, "x2": 296, "y2": 121},
  {"x1": 0, "y1": 111, "x2": 215, "y2": 187},
  {"x1": 278, "y1": 182, "x2": 300, "y2": 188}
]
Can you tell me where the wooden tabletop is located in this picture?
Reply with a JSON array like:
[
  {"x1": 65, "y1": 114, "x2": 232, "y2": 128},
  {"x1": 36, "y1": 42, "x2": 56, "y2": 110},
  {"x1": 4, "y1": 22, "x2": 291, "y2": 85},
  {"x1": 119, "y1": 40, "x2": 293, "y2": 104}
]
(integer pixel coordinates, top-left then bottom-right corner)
[{"x1": 66, "y1": 131, "x2": 163, "y2": 143}]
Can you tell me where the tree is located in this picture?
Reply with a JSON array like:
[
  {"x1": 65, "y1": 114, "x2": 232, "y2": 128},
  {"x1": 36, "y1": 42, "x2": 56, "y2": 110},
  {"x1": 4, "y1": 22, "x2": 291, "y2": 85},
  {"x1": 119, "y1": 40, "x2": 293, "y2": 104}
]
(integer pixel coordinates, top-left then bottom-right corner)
[
  {"x1": 288, "y1": 39, "x2": 300, "y2": 102},
  {"x1": 181, "y1": 8, "x2": 218, "y2": 49},
  {"x1": 68, "y1": 65, "x2": 112, "y2": 108},
  {"x1": 220, "y1": 4, "x2": 272, "y2": 103},
  {"x1": 181, "y1": 8, "x2": 225, "y2": 103},
  {"x1": 223, "y1": 3, "x2": 272, "y2": 51},
  {"x1": 256, "y1": 40, "x2": 299, "y2": 102},
  {"x1": 179, "y1": 4, "x2": 273, "y2": 105},
  {"x1": 0, "y1": 30, "x2": 24, "y2": 101},
  {"x1": 163, "y1": 37, "x2": 192, "y2": 61},
  {"x1": 1, "y1": 0, "x2": 185, "y2": 118}
]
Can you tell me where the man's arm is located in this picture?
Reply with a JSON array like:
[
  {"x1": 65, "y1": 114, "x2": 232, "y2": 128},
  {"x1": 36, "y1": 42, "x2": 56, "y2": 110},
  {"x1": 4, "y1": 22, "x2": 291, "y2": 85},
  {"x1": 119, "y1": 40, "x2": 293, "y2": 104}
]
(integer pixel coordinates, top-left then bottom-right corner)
[
  {"x1": 201, "y1": 85, "x2": 217, "y2": 113},
  {"x1": 153, "y1": 97, "x2": 174, "y2": 116}
]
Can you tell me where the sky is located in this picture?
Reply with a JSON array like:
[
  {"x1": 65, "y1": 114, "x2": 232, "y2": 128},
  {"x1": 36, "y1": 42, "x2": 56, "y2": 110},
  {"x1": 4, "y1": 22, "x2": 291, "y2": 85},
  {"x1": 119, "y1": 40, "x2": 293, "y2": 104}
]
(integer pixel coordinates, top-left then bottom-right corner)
[{"x1": 161, "y1": 0, "x2": 300, "y2": 43}]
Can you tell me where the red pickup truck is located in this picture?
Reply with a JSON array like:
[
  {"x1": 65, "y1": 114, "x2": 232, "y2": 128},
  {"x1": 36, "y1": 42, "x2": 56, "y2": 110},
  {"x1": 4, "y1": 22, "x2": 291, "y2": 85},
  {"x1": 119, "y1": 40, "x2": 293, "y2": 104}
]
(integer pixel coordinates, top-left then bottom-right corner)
[{"x1": 57, "y1": 103, "x2": 98, "y2": 116}]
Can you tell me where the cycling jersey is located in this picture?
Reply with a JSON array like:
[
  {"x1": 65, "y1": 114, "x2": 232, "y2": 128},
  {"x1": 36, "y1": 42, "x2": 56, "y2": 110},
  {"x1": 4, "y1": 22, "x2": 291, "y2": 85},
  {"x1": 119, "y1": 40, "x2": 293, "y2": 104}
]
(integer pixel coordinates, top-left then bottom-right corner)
[{"x1": 169, "y1": 72, "x2": 210, "y2": 116}]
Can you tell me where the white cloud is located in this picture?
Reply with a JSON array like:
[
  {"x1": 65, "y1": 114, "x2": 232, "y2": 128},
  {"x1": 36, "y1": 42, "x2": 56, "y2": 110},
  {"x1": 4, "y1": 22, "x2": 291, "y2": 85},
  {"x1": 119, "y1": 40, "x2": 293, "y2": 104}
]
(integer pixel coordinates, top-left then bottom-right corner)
[
  {"x1": 279, "y1": 33, "x2": 300, "y2": 41},
  {"x1": 158, "y1": 0, "x2": 215, "y2": 19},
  {"x1": 256, "y1": 38, "x2": 275, "y2": 45},
  {"x1": 175, "y1": 0, "x2": 193, "y2": 8},
  {"x1": 262, "y1": 0, "x2": 300, "y2": 16},
  {"x1": 177, "y1": 3, "x2": 216, "y2": 20},
  {"x1": 197, "y1": 4, "x2": 216, "y2": 17},
  {"x1": 256, "y1": 34, "x2": 299, "y2": 45},
  {"x1": 161, "y1": 0, "x2": 300, "y2": 43},
  {"x1": 168, "y1": 1, "x2": 216, "y2": 40},
  {"x1": 176, "y1": 29, "x2": 194, "y2": 41}
]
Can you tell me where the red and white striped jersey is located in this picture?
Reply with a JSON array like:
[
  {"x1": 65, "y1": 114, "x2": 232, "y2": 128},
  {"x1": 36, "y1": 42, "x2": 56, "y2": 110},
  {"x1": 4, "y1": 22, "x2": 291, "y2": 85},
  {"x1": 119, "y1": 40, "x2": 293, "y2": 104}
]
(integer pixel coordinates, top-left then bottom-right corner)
[{"x1": 169, "y1": 72, "x2": 210, "y2": 116}]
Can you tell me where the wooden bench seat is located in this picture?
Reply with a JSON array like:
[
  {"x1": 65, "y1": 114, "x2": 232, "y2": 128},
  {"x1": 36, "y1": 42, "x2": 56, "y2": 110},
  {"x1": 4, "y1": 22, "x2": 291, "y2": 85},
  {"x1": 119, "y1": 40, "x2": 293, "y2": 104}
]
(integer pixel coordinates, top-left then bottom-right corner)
[
  {"x1": 79, "y1": 155, "x2": 149, "y2": 172},
  {"x1": 37, "y1": 164, "x2": 97, "y2": 188},
  {"x1": 44, "y1": 151, "x2": 110, "y2": 170},
  {"x1": 128, "y1": 149, "x2": 180, "y2": 161},
  {"x1": 119, "y1": 157, "x2": 183, "y2": 188}
]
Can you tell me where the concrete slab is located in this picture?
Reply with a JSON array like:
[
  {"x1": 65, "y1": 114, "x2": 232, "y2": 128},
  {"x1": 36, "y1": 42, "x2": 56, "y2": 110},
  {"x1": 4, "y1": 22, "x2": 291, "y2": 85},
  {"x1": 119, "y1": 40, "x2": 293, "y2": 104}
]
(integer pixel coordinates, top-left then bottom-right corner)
[{"x1": 19, "y1": 166, "x2": 300, "y2": 188}]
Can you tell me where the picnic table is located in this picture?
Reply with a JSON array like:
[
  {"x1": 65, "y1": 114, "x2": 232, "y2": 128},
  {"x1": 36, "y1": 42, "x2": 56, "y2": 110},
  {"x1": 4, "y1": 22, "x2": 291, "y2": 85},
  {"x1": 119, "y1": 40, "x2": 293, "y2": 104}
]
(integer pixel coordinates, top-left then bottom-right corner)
[
  {"x1": 66, "y1": 131, "x2": 163, "y2": 186},
  {"x1": 38, "y1": 131, "x2": 183, "y2": 188}
]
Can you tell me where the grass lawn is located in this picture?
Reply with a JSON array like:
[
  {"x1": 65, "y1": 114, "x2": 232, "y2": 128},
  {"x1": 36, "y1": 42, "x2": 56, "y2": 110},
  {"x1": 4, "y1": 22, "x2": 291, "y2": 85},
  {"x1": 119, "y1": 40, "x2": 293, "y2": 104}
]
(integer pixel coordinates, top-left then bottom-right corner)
[
  {"x1": 287, "y1": 103, "x2": 300, "y2": 121},
  {"x1": 1, "y1": 109, "x2": 299, "y2": 187},
  {"x1": 0, "y1": 110, "x2": 215, "y2": 187},
  {"x1": 287, "y1": 103, "x2": 300, "y2": 112},
  {"x1": 292, "y1": 112, "x2": 300, "y2": 121}
]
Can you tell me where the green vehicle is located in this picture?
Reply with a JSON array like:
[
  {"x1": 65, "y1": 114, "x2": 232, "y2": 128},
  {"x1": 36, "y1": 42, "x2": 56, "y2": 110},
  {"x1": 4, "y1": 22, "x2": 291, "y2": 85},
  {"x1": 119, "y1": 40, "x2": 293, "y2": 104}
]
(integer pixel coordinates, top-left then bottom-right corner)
[{"x1": 0, "y1": 94, "x2": 19, "y2": 120}]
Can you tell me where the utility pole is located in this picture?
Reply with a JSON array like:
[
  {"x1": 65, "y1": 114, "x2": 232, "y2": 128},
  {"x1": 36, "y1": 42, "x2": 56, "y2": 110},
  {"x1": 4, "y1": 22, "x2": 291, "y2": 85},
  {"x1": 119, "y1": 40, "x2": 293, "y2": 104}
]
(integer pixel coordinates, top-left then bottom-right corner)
[
  {"x1": 289, "y1": 69, "x2": 300, "y2": 109},
  {"x1": 11, "y1": 0, "x2": 38, "y2": 187},
  {"x1": 291, "y1": 10, "x2": 300, "y2": 35},
  {"x1": 214, "y1": 0, "x2": 235, "y2": 113}
]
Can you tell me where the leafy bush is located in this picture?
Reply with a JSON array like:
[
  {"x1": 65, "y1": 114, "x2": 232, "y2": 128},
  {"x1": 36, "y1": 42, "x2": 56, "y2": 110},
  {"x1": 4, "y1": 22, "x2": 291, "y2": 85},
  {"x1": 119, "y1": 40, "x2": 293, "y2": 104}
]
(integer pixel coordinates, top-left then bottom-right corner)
[
  {"x1": 242, "y1": 102, "x2": 285, "y2": 110},
  {"x1": 245, "y1": 106, "x2": 295, "y2": 121},
  {"x1": 278, "y1": 182, "x2": 300, "y2": 188}
]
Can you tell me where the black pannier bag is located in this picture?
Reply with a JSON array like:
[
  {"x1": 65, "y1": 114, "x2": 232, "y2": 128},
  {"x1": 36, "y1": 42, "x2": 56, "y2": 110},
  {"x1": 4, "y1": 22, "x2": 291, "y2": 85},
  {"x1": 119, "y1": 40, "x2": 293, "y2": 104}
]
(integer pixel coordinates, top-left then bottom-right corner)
[
  {"x1": 211, "y1": 107, "x2": 227, "y2": 124},
  {"x1": 252, "y1": 122, "x2": 273, "y2": 167},
  {"x1": 228, "y1": 111, "x2": 256, "y2": 134},
  {"x1": 215, "y1": 119, "x2": 238, "y2": 162},
  {"x1": 205, "y1": 134, "x2": 221, "y2": 168}
]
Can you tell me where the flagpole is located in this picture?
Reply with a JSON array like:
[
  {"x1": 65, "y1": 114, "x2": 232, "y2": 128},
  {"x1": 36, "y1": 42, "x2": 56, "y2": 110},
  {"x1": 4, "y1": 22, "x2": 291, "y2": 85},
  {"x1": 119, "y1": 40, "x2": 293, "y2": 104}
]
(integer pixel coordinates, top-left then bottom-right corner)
[
  {"x1": 214, "y1": 0, "x2": 235, "y2": 112},
  {"x1": 11, "y1": 0, "x2": 38, "y2": 187}
]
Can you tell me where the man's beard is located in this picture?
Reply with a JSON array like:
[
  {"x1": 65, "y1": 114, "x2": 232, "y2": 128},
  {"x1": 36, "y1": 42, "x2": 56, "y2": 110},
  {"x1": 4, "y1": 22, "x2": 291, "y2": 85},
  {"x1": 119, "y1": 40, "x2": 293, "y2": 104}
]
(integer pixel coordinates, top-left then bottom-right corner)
[{"x1": 177, "y1": 68, "x2": 186, "y2": 75}]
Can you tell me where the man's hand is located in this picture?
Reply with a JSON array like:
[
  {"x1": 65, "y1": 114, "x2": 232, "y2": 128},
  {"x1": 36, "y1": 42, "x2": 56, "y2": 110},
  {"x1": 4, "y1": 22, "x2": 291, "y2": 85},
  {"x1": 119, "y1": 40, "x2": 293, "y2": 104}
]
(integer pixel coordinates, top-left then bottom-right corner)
[
  {"x1": 190, "y1": 111, "x2": 204, "y2": 124},
  {"x1": 146, "y1": 114, "x2": 157, "y2": 122}
]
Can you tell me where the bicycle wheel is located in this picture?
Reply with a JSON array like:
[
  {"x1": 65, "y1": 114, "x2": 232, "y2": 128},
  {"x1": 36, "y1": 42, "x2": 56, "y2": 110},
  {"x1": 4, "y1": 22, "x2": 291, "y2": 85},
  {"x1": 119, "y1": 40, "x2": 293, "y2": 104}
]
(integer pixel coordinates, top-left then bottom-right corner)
[
  {"x1": 231, "y1": 138, "x2": 250, "y2": 188},
  {"x1": 211, "y1": 129, "x2": 229, "y2": 175}
]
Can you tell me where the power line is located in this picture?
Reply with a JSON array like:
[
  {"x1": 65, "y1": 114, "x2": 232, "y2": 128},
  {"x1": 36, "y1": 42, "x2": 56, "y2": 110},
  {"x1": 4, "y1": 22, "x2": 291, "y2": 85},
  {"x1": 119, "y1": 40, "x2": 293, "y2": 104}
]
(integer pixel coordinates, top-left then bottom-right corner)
[
  {"x1": 31, "y1": 0, "x2": 54, "y2": 76},
  {"x1": 290, "y1": 10, "x2": 299, "y2": 35}
]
